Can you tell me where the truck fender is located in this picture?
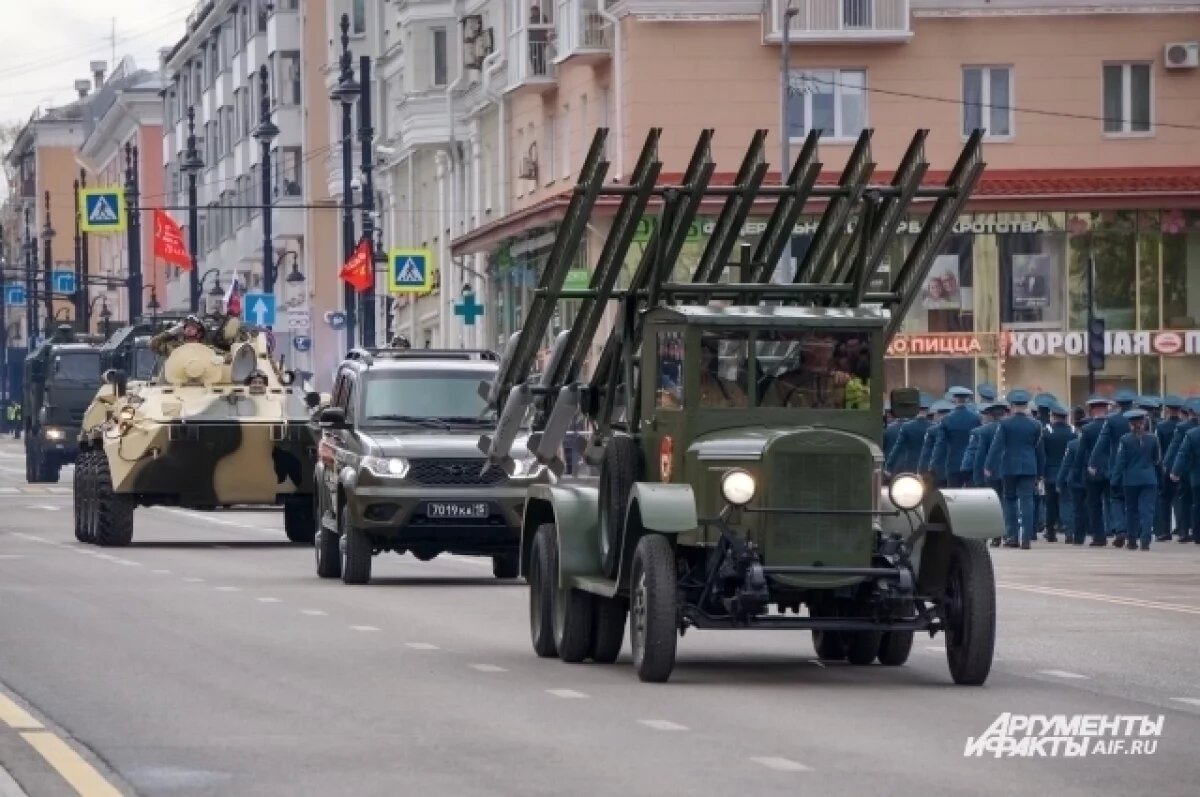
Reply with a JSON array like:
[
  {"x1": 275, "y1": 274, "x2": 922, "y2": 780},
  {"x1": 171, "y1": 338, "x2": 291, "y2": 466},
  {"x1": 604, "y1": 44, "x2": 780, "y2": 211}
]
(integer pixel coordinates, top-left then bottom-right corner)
[
  {"x1": 610, "y1": 482, "x2": 698, "y2": 591},
  {"x1": 915, "y1": 488, "x2": 1005, "y2": 595},
  {"x1": 519, "y1": 484, "x2": 601, "y2": 585}
]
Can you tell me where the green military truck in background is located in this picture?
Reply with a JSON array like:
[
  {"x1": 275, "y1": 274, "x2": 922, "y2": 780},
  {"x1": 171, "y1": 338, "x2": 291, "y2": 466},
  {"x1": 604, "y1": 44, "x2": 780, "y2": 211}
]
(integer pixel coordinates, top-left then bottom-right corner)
[{"x1": 23, "y1": 325, "x2": 103, "y2": 483}]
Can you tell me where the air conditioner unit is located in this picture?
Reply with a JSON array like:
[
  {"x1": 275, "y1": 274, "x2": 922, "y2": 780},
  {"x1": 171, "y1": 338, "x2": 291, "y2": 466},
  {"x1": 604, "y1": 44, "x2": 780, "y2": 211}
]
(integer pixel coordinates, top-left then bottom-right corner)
[
  {"x1": 1164, "y1": 41, "x2": 1199, "y2": 69},
  {"x1": 462, "y1": 14, "x2": 483, "y2": 43}
]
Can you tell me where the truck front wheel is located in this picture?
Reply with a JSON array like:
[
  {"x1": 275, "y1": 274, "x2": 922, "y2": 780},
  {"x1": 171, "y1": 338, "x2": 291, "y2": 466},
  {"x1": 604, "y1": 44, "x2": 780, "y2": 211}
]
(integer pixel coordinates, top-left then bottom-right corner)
[
  {"x1": 629, "y1": 534, "x2": 678, "y2": 683},
  {"x1": 943, "y1": 537, "x2": 996, "y2": 685}
]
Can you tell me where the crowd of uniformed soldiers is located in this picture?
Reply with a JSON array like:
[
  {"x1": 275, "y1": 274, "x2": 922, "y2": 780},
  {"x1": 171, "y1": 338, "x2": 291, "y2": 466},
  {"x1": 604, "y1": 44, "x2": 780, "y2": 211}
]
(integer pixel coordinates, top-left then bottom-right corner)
[{"x1": 883, "y1": 384, "x2": 1200, "y2": 551}]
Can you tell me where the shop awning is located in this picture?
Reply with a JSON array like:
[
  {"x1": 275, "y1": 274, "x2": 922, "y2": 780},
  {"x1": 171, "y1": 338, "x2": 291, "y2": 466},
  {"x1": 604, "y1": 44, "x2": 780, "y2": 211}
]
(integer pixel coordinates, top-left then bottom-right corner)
[{"x1": 450, "y1": 166, "x2": 1200, "y2": 257}]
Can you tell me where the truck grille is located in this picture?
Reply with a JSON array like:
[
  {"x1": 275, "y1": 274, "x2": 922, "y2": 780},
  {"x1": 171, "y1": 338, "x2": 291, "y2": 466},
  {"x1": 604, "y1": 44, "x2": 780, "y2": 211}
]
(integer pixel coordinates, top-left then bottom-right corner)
[
  {"x1": 406, "y1": 458, "x2": 508, "y2": 487},
  {"x1": 766, "y1": 450, "x2": 873, "y2": 557}
]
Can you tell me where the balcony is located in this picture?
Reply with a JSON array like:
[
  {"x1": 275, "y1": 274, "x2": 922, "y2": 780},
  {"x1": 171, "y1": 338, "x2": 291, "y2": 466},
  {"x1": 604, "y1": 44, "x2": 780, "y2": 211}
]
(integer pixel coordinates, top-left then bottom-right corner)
[
  {"x1": 505, "y1": 25, "x2": 558, "y2": 95},
  {"x1": 397, "y1": 91, "x2": 451, "y2": 148},
  {"x1": 554, "y1": 0, "x2": 612, "y2": 64},
  {"x1": 765, "y1": 0, "x2": 912, "y2": 43}
]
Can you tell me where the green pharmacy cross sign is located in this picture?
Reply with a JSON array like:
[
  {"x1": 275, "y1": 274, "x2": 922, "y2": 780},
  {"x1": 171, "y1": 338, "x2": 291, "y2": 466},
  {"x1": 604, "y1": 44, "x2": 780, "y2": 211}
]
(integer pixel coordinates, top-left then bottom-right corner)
[{"x1": 454, "y1": 291, "x2": 485, "y2": 326}]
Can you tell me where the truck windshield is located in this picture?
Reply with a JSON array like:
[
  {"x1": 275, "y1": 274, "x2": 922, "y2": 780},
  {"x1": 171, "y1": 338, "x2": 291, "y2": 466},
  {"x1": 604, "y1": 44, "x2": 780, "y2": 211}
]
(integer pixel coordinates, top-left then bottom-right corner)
[
  {"x1": 757, "y1": 330, "x2": 871, "y2": 409},
  {"x1": 51, "y1": 352, "x2": 100, "y2": 382},
  {"x1": 363, "y1": 370, "x2": 497, "y2": 423}
]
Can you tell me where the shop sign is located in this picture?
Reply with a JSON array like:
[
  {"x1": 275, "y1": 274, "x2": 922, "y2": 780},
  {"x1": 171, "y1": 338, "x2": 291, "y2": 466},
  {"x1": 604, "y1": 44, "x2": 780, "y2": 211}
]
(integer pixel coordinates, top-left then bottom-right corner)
[
  {"x1": 887, "y1": 333, "x2": 998, "y2": 357},
  {"x1": 1004, "y1": 330, "x2": 1200, "y2": 357},
  {"x1": 699, "y1": 216, "x2": 1050, "y2": 239}
]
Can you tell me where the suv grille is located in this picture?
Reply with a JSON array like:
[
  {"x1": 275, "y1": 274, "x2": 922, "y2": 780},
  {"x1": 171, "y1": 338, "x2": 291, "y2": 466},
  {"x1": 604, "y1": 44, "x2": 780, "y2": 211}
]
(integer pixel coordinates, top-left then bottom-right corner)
[{"x1": 406, "y1": 458, "x2": 508, "y2": 487}]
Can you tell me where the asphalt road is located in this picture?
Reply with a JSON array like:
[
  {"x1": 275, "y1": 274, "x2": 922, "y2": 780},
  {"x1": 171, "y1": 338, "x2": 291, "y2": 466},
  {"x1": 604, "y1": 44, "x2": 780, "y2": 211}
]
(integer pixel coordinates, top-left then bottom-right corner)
[{"x1": 1, "y1": 437, "x2": 1199, "y2": 796}]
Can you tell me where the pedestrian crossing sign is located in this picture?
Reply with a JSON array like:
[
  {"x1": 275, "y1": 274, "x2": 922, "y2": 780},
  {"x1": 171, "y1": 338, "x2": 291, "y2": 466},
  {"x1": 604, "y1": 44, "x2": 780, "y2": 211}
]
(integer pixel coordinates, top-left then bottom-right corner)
[
  {"x1": 388, "y1": 248, "x2": 434, "y2": 294},
  {"x1": 79, "y1": 187, "x2": 127, "y2": 233}
]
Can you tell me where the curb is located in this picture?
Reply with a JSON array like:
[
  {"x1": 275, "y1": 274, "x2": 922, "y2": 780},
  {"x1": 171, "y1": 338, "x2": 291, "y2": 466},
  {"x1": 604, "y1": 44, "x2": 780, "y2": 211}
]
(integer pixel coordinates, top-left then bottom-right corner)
[{"x1": 0, "y1": 763, "x2": 28, "y2": 797}]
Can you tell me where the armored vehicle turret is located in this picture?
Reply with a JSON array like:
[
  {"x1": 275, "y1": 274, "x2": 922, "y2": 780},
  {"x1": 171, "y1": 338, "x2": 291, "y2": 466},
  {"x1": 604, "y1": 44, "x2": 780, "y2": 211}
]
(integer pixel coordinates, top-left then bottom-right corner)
[{"x1": 74, "y1": 328, "x2": 321, "y2": 547}]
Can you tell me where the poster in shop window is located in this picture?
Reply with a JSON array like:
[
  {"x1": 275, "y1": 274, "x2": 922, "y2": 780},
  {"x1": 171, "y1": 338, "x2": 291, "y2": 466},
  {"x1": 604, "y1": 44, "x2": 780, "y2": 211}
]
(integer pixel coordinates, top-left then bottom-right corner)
[
  {"x1": 921, "y1": 254, "x2": 961, "y2": 310},
  {"x1": 1011, "y1": 253, "x2": 1062, "y2": 323}
]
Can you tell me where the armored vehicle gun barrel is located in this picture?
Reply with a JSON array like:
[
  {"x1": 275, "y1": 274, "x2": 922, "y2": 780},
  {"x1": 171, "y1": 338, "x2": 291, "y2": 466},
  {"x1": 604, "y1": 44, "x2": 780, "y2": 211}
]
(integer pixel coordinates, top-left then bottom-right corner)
[{"x1": 479, "y1": 126, "x2": 1002, "y2": 687}]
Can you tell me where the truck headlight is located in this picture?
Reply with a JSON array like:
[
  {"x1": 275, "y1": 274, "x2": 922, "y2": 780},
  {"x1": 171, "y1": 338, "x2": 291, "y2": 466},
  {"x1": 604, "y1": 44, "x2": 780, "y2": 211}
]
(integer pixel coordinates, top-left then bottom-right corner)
[
  {"x1": 721, "y1": 469, "x2": 756, "y2": 506},
  {"x1": 44, "y1": 428, "x2": 65, "y2": 440},
  {"x1": 362, "y1": 456, "x2": 409, "y2": 478},
  {"x1": 889, "y1": 473, "x2": 925, "y2": 511}
]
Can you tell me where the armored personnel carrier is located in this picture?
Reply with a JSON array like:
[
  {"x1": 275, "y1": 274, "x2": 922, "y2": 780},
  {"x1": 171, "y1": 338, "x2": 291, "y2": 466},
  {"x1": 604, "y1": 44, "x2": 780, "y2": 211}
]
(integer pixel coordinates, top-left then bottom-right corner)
[
  {"x1": 480, "y1": 126, "x2": 1004, "y2": 685},
  {"x1": 74, "y1": 329, "x2": 321, "y2": 547}
]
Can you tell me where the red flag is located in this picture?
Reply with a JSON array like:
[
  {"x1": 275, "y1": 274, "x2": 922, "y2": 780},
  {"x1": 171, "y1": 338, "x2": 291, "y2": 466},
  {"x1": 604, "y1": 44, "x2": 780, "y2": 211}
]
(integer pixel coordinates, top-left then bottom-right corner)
[
  {"x1": 224, "y1": 273, "x2": 242, "y2": 317},
  {"x1": 152, "y1": 209, "x2": 191, "y2": 269},
  {"x1": 339, "y1": 239, "x2": 374, "y2": 293}
]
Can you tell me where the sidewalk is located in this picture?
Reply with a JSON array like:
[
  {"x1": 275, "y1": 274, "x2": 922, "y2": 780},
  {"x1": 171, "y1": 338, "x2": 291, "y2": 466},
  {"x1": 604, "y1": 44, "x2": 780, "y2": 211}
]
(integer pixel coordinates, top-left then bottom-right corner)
[{"x1": 0, "y1": 763, "x2": 28, "y2": 797}]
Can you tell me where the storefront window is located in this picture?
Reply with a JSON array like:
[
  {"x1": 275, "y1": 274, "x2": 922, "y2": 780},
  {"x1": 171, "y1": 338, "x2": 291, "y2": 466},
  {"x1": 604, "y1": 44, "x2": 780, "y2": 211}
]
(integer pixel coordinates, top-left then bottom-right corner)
[
  {"x1": 906, "y1": 357, "x2": 973, "y2": 398},
  {"x1": 1137, "y1": 216, "x2": 1161, "y2": 330},
  {"x1": 997, "y1": 212, "x2": 1067, "y2": 328},
  {"x1": 1066, "y1": 355, "x2": 1138, "y2": 408},
  {"x1": 1162, "y1": 209, "x2": 1200, "y2": 329},
  {"x1": 1067, "y1": 211, "x2": 1137, "y2": 331},
  {"x1": 903, "y1": 233, "x2": 974, "y2": 333}
]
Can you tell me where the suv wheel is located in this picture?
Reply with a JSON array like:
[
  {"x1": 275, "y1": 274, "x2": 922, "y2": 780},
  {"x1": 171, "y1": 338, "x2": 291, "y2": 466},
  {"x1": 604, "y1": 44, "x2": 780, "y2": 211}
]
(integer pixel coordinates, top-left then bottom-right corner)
[
  {"x1": 339, "y1": 511, "x2": 372, "y2": 585},
  {"x1": 315, "y1": 523, "x2": 341, "y2": 579}
]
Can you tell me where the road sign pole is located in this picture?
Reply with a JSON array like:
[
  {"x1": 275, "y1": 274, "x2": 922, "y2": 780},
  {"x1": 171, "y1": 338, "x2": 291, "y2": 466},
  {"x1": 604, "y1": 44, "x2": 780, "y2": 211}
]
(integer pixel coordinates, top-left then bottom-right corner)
[
  {"x1": 184, "y1": 106, "x2": 203, "y2": 313},
  {"x1": 42, "y1": 191, "x2": 54, "y2": 331},
  {"x1": 125, "y1": 143, "x2": 143, "y2": 324},
  {"x1": 358, "y1": 54, "x2": 376, "y2": 349},
  {"x1": 333, "y1": 14, "x2": 359, "y2": 353},
  {"x1": 23, "y1": 205, "x2": 36, "y2": 346},
  {"x1": 79, "y1": 169, "x2": 90, "y2": 329}
]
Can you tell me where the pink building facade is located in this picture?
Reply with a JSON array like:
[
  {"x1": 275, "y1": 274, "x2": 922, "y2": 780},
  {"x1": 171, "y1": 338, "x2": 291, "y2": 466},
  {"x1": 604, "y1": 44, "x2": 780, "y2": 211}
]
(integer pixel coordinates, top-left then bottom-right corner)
[{"x1": 453, "y1": 0, "x2": 1200, "y2": 405}]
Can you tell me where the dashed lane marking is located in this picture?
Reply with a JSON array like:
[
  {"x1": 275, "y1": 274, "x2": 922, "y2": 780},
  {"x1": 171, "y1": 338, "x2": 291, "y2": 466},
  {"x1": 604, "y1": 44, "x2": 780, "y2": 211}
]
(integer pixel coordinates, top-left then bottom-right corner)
[
  {"x1": 998, "y1": 582, "x2": 1200, "y2": 616},
  {"x1": 21, "y1": 731, "x2": 123, "y2": 797},
  {"x1": 256, "y1": 597, "x2": 282, "y2": 603},
  {"x1": 25, "y1": 504, "x2": 61, "y2": 511},
  {"x1": 350, "y1": 625, "x2": 381, "y2": 632},
  {"x1": 1039, "y1": 670, "x2": 1090, "y2": 680},
  {"x1": 214, "y1": 586, "x2": 241, "y2": 592},
  {"x1": 1170, "y1": 698, "x2": 1200, "y2": 707},
  {"x1": 152, "y1": 569, "x2": 172, "y2": 574},
  {"x1": 0, "y1": 693, "x2": 43, "y2": 730},
  {"x1": 405, "y1": 642, "x2": 439, "y2": 650},
  {"x1": 300, "y1": 609, "x2": 327, "y2": 616},
  {"x1": 546, "y1": 689, "x2": 588, "y2": 699},
  {"x1": 750, "y1": 757, "x2": 812, "y2": 773},
  {"x1": 0, "y1": 554, "x2": 27, "y2": 559},
  {"x1": 183, "y1": 577, "x2": 205, "y2": 583},
  {"x1": 638, "y1": 719, "x2": 688, "y2": 731},
  {"x1": 469, "y1": 664, "x2": 507, "y2": 673}
]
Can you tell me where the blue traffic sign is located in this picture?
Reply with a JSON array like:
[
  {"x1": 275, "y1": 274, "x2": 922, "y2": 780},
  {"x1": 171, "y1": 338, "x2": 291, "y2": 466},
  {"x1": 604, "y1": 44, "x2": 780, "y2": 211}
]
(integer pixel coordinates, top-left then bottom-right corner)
[
  {"x1": 453, "y1": 291, "x2": 485, "y2": 327},
  {"x1": 327, "y1": 311, "x2": 347, "y2": 331},
  {"x1": 244, "y1": 292, "x2": 276, "y2": 327},
  {"x1": 388, "y1": 248, "x2": 434, "y2": 293},
  {"x1": 4, "y1": 284, "x2": 25, "y2": 307},
  {"x1": 52, "y1": 270, "x2": 75, "y2": 294},
  {"x1": 293, "y1": 336, "x2": 312, "y2": 352},
  {"x1": 79, "y1": 188, "x2": 126, "y2": 233}
]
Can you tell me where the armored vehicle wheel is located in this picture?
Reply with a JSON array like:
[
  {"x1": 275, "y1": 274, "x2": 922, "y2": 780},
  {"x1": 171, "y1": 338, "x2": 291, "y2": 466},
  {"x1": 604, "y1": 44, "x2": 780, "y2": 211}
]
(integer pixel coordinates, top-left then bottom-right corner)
[
  {"x1": 589, "y1": 596, "x2": 627, "y2": 664},
  {"x1": 73, "y1": 452, "x2": 92, "y2": 543},
  {"x1": 283, "y1": 498, "x2": 316, "y2": 544},
  {"x1": 877, "y1": 631, "x2": 915, "y2": 666},
  {"x1": 552, "y1": 574, "x2": 595, "y2": 664},
  {"x1": 598, "y1": 436, "x2": 641, "y2": 579},
  {"x1": 944, "y1": 537, "x2": 996, "y2": 685},
  {"x1": 339, "y1": 512, "x2": 372, "y2": 585},
  {"x1": 314, "y1": 526, "x2": 341, "y2": 579},
  {"x1": 528, "y1": 524, "x2": 558, "y2": 658},
  {"x1": 492, "y1": 553, "x2": 520, "y2": 580},
  {"x1": 630, "y1": 534, "x2": 678, "y2": 683},
  {"x1": 93, "y1": 453, "x2": 133, "y2": 547},
  {"x1": 811, "y1": 630, "x2": 845, "y2": 661}
]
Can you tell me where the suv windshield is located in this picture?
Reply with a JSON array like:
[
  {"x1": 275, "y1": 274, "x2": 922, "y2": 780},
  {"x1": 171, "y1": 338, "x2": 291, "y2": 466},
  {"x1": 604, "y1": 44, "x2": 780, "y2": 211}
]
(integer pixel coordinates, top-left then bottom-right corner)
[
  {"x1": 51, "y1": 352, "x2": 100, "y2": 382},
  {"x1": 362, "y1": 370, "x2": 497, "y2": 423}
]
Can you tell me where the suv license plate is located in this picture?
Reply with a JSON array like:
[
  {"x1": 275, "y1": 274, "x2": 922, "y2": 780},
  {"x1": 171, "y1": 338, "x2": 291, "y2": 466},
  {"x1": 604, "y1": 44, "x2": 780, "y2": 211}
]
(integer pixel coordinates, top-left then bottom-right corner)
[{"x1": 427, "y1": 502, "x2": 489, "y2": 519}]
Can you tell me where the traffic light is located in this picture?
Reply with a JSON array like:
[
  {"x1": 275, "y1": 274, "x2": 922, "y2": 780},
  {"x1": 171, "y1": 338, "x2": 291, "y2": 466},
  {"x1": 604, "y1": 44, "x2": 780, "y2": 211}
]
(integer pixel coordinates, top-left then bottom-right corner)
[{"x1": 1087, "y1": 316, "x2": 1106, "y2": 371}]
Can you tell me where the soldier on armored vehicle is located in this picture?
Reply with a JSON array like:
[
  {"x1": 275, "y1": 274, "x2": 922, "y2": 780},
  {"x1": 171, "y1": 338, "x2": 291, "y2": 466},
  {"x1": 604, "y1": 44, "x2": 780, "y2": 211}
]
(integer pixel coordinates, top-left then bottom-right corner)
[
  {"x1": 478, "y1": 126, "x2": 1001, "y2": 686},
  {"x1": 149, "y1": 315, "x2": 207, "y2": 356}
]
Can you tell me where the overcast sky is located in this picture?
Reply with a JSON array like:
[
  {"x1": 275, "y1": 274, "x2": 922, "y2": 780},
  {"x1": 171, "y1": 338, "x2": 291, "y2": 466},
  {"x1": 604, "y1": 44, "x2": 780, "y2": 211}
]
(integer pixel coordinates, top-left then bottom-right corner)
[{"x1": 0, "y1": 0, "x2": 195, "y2": 130}]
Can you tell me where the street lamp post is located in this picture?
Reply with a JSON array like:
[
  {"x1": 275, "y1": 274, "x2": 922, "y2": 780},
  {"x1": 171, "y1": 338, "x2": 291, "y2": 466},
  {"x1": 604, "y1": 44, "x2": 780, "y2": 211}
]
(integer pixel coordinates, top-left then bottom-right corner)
[
  {"x1": 330, "y1": 12, "x2": 360, "y2": 351},
  {"x1": 73, "y1": 178, "x2": 83, "y2": 322},
  {"x1": 41, "y1": 190, "x2": 55, "y2": 331},
  {"x1": 79, "y1": 169, "x2": 90, "y2": 327},
  {"x1": 144, "y1": 284, "x2": 160, "y2": 324},
  {"x1": 124, "y1": 142, "x2": 143, "y2": 323},
  {"x1": 99, "y1": 298, "x2": 112, "y2": 339},
  {"x1": 24, "y1": 206, "x2": 37, "y2": 347},
  {"x1": 254, "y1": 65, "x2": 280, "y2": 295},
  {"x1": 183, "y1": 106, "x2": 204, "y2": 312},
  {"x1": 358, "y1": 54, "x2": 376, "y2": 348},
  {"x1": 778, "y1": 0, "x2": 798, "y2": 284}
]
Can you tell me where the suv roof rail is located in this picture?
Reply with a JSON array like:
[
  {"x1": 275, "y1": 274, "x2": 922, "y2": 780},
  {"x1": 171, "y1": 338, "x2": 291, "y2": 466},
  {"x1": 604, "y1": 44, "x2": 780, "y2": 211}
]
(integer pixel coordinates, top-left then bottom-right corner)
[{"x1": 345, "y1": 347, "x2": 499, "y2": 366}]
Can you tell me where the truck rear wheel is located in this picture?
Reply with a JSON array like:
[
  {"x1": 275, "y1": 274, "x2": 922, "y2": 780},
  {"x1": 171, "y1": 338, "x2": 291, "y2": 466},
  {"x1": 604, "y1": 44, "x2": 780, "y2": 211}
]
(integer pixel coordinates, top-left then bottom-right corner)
[
  {"x1": 552, "y1": 577, "x2": 595, "y2": 664},
  {"x1": 93, "y1": 454, "x2": 133, "y2": 547},
  {"x1": 944, "y1": 537, "x2": 996, "y2": 685},
  {"x1": 598, "y1": 436, "x2": 640, "y2": 579},
  {"x1": 283, "y1": 498, "x2": 316, "y2": 544},
  {"x1": 589, "y1": 595, "x2": 627, "y2": 664},
  {"x1": 528, "y1": 524, "x2": 558, "y2": 658},
  {"x1": 811, "y1": 630, "x2": 845, "y2": 661},
  {"x1": 877, "y1": 631, "x2": 915, "y2": 666},
  {"x1": 630, "y1": 534, "x2": 678, "y2": 683},
  {"x1": 339, "y1": 512, "x2": 372, "y2": 585}
]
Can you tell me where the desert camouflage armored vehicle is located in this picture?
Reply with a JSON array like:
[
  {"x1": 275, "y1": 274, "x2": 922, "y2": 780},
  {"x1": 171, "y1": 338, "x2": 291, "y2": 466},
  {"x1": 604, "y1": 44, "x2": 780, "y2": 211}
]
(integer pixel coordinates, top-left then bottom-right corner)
[
  {"x1": 479, "y1": 126, "x2": 1004, "y2": 684},
  {"x1": 74, "y1": 327, "x2": 321, "y2": 547}
]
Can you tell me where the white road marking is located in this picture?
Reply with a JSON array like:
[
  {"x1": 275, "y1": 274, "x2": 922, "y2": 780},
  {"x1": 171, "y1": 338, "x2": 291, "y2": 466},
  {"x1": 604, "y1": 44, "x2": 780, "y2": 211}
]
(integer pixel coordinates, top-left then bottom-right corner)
[
  {"x1": 546, "y1": 689, "x2": 588, "y2": 699},
  {"x1": 750, "y1": 757, "x2": 812, "y2": 772},
  {"x1": 405, "y1": 642, "x2": 439, "y2": 650},
  {"x1": 26, "y1": 505, "x2": 61, "y2": 511},
  {"x1": 0, "y1": 554, "x2": 27, "y2": 559},
  {"x1": 1170, "y1": 697, "x2": 1200, "y2": 707},
  {"x1": 469, "y1": 664, "x2": 507, "y2": 673},
  {"x1": 998, "y1": 582, "x2": 1200, "y2": 616},
  {"x1": 300, "y1": 609, "x2": 328, "y2": 616},
  {"x1": 350, "y1": 625, "x2": 381, "y2": 632},
  {"x1": 152, "y1": 569, "x2": 172, "y2": 574},
  {"x1": 214, "y1": 586, "x2": 241, "y2": 592},
  {"x1": 255, "y1": 597, "x2": 282, "y2": 603},
  {"x1": 183, "y1": 577, "x2": 205, "y2": 583},
  {"x1": 11, "y1": 533, "x2": 49, "y2": 543},
  {"x1": 1039, "y1": 670, "x2": 1090, "y2": 680},
  {"x1": 807, "y1": 659, "x2": 825, "y2": 668},
  {"x1": 638, "y1": 719, "x2": 688, "y2": 731}
]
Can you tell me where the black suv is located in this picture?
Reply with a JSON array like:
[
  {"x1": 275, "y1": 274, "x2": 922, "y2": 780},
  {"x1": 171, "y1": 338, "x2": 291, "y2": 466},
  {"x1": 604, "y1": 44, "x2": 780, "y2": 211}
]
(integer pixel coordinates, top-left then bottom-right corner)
[{"x1": 313, "y1": 347, "x2": 551, "y2": 584}]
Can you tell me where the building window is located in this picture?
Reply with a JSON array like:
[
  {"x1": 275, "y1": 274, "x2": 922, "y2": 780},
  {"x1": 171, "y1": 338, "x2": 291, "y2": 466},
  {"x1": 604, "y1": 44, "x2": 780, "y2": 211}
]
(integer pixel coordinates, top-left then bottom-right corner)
[
  {"x1": 786, "y1": 69, "x2": 866, "y2": 141},
  {"x1": 544, "y1": 114, "x2": 556, "y2": 185},
  {"x1": 962, "y1": 66, "x2": 1012, "y2": 139},
  {"x1": 276, "y1": 51, "x2": 301, "y2": 105},
  {"x1": 1103, "y1": 63, "x2": 1152, "y2": 134},
  {"x1": 275, "y1": 146, "x2": 303, "y2": 197},
  {"x1": 432, "y1": 27, "x2": 448, "y2": 87},
  {"x1": 352, "y1": 0, "x2": 366, "y2": 34}
]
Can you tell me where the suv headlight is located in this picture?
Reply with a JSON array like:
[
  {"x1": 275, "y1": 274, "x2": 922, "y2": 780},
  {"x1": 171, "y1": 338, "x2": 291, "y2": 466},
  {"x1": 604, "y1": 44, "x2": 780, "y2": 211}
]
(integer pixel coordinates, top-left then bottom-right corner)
[
  {"x1": 363, "y1": 456, "x2": 409, "y2": 478},
  {"x1": 721, "y1": 469, "x2": 756, "y2": 506},
  {"x1": 511, "y1": 455, "x2": 545, "y2": 479},
  {"x1": 889, "y1": 473, "x2": 925, "y2": 511},
  {"x1": 44, "y1": 428, "x2": 65, "y2": 440}
]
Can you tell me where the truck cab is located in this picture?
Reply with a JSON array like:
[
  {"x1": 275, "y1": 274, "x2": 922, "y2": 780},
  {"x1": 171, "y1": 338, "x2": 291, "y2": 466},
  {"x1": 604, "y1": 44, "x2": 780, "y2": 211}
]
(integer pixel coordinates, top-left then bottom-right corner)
[{"x1": 24, "y1": 340, "x2": 102, "y2": 482}]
